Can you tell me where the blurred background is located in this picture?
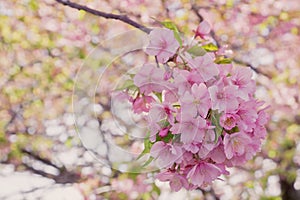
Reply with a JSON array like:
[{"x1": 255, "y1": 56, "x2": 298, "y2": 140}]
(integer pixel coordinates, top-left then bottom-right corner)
[{"x1": 0, "y1": 0, "x2": 300, "y2": 199}]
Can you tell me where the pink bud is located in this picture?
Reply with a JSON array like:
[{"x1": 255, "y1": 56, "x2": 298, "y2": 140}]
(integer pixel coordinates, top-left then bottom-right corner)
[
  {"x1": 194, "y1": 20, "x2": 211, "y2": 39},
  {"x1": 159, "y1": 127, "x2": 169, "y2": 137}
]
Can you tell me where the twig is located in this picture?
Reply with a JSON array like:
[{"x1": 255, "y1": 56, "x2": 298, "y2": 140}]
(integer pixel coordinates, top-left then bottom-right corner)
[
  {"x1": 233, "y1": 58, "x2": 271, "y2": 78},
  {"x1": 191, "y1": 3, "x2": 271, "y2": 77},
  {"x1": 55, "y1": 0, "x2": 152, "y2": 34},
  {"x1": 191, "y1": 4, "x2": 204, "y2": 22},
  {"x1": 21, "y1": 149, "x2": 61, "y2": 170}
]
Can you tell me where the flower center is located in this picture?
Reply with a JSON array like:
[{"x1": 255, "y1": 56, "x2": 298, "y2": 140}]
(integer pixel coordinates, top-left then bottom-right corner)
[
  {"x1": 225, "y1": 117, "x2": 234, "y2": 127},
  {"x1": 216, "y1": 92, "x2": 224, "y2": 99}
]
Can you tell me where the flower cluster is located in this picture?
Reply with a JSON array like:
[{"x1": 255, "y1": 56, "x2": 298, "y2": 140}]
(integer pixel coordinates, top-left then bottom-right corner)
[{"x1": 122, "y1": 21, "x2": 269, "y2": 191}]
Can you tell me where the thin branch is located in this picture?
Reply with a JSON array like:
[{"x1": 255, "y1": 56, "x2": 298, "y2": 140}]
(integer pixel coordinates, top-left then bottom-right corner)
[
  {"x1": 233, "y1": 58, "x2": 271, "y2": 78},
  {"x1": 55, "y1": 0, "x2": 152, "y2": 34},
  {"x1": 21, "y1": 149, "x2": 61, "y2": 170},
  {"x1": 191, "y1": 4, "x2": 204, "y2": 22},
  {"x1": 191, "y1": 3, "x2": 271, "y2": 78}
]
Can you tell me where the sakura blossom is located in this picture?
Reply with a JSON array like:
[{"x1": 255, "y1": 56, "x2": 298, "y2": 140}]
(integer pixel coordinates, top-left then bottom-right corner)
[
  {"x1": 122, "y1": 25, "x2": 269, "y2": 191},
  {"x1": 145, "y1": 28, "x2": 180, "y2": 63},
  {"x1": 133, "y1": 63, "x2": 166, "y2": 94}
]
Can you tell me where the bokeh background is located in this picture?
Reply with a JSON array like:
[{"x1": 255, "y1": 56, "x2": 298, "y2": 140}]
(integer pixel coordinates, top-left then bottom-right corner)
[{"x1": 1, "y1": 0, "x2": 300, "y2": 199}]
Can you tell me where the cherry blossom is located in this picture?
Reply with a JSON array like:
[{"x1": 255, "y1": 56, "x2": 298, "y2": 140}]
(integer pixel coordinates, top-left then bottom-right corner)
[
  {"x1": 123, "y1": 25, "x2": 269, "y2": 191},
  {"x1": 145, "y1": 28, "x2": 180, "y2": 63},
  {"x1": 131, "y1": 95, "x2": 155, "y2": 114},
  {"x1": 156, "y1": 170, "x2": 189, "y2": 192},
  {"x1": 208, "y1": 84, "x2": 239, "y2": 112},
  {"x1": 150, "y1": 141, "x2": 183, "y2": 168},
  {"x1": 187, "y1": 162, "x2": 222, "y2": 187},
  {"x1": 180, "y1": 83, "x2": 211, "y2": 118},
  {"x1": 223, "y1": 132, "x2": 251, "y2": 160},
  {"x1": 187, "y1": 53, "x2": 219, "y2": 82},
  {"x1": 133, "y1": 63, "x2": 166, "y2": 94}
]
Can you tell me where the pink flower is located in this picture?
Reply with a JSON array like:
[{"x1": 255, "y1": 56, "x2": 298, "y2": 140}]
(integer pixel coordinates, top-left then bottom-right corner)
[
  {"x1": 208, "y1": 84, "x2": 239, "y2": 112},
  {"x1": 173, "y1": 69, "x2": 203, "y2": 95},
  {"x1": 148, "y1": 102, "x2": 176, "y2": 141},
  {"x1": 131, "y1": 95, "x2": 155, "y2": 114},
  {"x1": 207, "y1": 143, "x2": 226, "y2": 164},
  {"x1": 253, "y1": 125, "x2": 267, "y2": 140},
  {"x1": 226, "y1": 136, "x2": 261, "y2": 166},
  {"x1": 194, "y1": 20, "x2": 211, "y2": 39},
  {"x1": 220, "y1": 113, "x2": 239, "y2": 130},
  {"x1": 256, "y1": 107, "x2": 270, "y2": 126},
  {"x1": 164, "y1": 87, "x2": 179, "y2": 103},
  {"x1": 180, "y1": 83, "x2": 211, "y2": 118},
  {"x1": 230, "y1": 67, "x2": 255, "y2": 100},
  {"x1": 187, "y1": 162, "x2": 222, "y2": 187},
  {"x1": 236, "y1": 100, "x2": 258, "y2": 131},
  {"x1": 150, "y1": 141, "x2": 183, "y2": 168},
  {"x1": 198, "y1": 130, "x2": 219, "y2": 159},
  {"x1": 148, "y1": 102, "x2": 175, "y2": 125},
  {"x1": 187, "y1": 54, "x2": 219, "y2": 82},
  {"x1": 203, "y1": 129, "x2": 216, "y2": 147},
  {"x1": 133, "y1": 63, "x2": 166, "y2": 94},
  {"x1": 145, "y1": 28, "x2": 180, "y2": 63},
  {"x1": 156, "y1": 170, "x2": 189, "y2": 191},
  {"x1": 171, "y1": 116, "x2": 207, "y2": 144},
  {"x1": 217, "y1": 63, "x2": 233, "y2": 77},
  {"x1": 183, "y1": 143, "x2": 200, "y2": 154},
  {"x1": 223, "y1": 132, "x2": 251, "y2": 159}
]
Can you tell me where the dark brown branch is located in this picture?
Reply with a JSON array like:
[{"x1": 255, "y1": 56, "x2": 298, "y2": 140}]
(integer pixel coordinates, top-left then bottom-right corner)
[
  {"x1": 21, "y1": 149, "x2": 61, "y2": 170},
  {"x1": 233, "y1": 59, "x2": 271, "y2": 78},
  {"x1": 21, "y1": 149, "x2": 81, "y2": 184},
  {"x1": 55, "y1": 0, "x2": 152, "y2": 34},
  {"x1": 191, "y1": 5, "x2": 204, "y2": 22},
  {"x1": 23, "y1": 163, "x2": 81, "y2": 184}
]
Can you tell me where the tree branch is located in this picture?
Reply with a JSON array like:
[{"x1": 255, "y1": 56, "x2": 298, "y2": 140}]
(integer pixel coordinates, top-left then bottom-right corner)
[
  {"x1": 21, "y1": 148, "x2": 61, "y2": 170},
  {"x1": 191, "y1": 4, "x2": 204, "y2": 22},
  {"x1": 21, "y1": 149, "x2": 81, "y2": 184},
  {"x1": 55, "y1": 0, "x2": 152, "y2": 34},
  {"x1": 191, "y1": 4, "x2": 271, "y2": 78}
]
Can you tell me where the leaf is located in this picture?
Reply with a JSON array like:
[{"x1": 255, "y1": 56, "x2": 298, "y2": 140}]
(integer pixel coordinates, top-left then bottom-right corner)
[
  {"x1": 187, "y1": 45, "x2": 206, "y2": 57},
  {"x1": 215, "y1": 57, "x2": 232, "y2": 64},
  {"x1": 226, "y1": 126, "x2": 239, "y2": 134},
  {"x1": 202, "y1": 43, "x2": 219, "y2": 52},
  {"x1": 142, "y1": 156, "x2": 154, "y2": 167},
  {"x1": 211, "y1": 110, "x2": 223, "y2": 143},
  {"x1": 154, "y1": 92, "x2": 162, "y2": 102},
  {"x1": 116, "y1": 79, "x2": 137, "y2": 91},
  {"x1": 161, "y1": 21, "x2": 182, "y2": 47},
  {"x1": 156, "y1": 132, "x2": 173, "y2": 143},
  {"x1": 152, "y1": 183, "x2": 161, "y2": 195},
  {"x1": 136, "y1": 136, "x2": 153, "y2": 160}
]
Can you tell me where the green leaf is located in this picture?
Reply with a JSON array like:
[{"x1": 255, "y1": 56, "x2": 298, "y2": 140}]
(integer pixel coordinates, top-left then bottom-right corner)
[
  {"x1": 187, "y1": 45, "x2": 206, "y2": 57},
  {"x1": 116, "y1": 79, "x2": 137, "y2": 91},
  {"x1": 161, "y1": 21, "x2": 182, "y2": 47},
  {"x1": 152, "y1": 183, "x2": 161, "y2": 195},
  {"x1": 156, "y1": 132, "x2": 173, "y2": 143},
  {"x1": 211, "y1": 110, "x2": 223, "y2": 142},
  {"x1": 202, "y1": 43, "x2": 219, "y2": 52},
  {"x1": 226, "y1": 126, "x2": 239, "y2": 134},
  {"x1": 154, "y1": 92, "x2": 162, "y2": 102},
  {"x1": 142, "y1": 156, "x2": 154, "y2": 167},
  {"x1": 215, "y1": 57, "x2": 232, "y2": 64},
  {"x1": 137, "y1": 136, "x2": 153, "y2": 160},
  {"x1": 157, "y1": 119, "x2": 169, "y2": 128}
]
